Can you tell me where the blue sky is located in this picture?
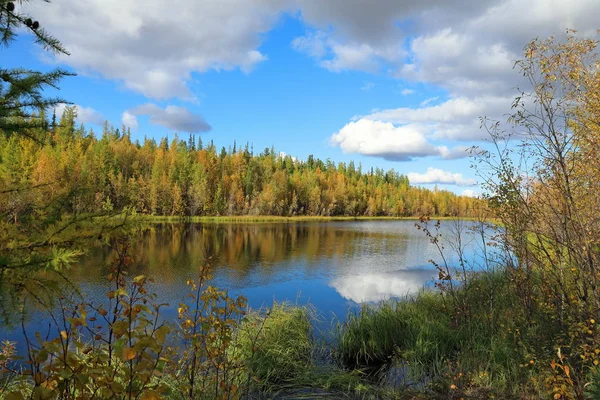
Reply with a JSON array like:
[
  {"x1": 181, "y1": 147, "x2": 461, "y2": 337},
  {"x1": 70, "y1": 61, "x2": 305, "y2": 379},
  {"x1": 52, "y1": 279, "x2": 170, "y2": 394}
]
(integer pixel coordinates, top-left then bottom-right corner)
[{"x1": 11, "y1": 0, "x2": 599, "y2": 196}]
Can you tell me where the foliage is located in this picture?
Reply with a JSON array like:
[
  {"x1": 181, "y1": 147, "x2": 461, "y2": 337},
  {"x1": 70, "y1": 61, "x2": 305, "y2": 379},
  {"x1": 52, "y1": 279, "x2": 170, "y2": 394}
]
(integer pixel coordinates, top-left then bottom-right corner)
[
  {"x1": 0, "y1": 1, "x2": 128, "y2": 326},
  {"x1": 470, "y1": 30, "x2": 600, "y2": 399},
  {"x1": 0, "y1": 126, "x2": 480, "y2": 219},
  {"x1": 0, "y1": 0, "x2": 74, "y2": 135},
  {"x1": 170, "y1": 264, "x2": 248, "y2": 399},
  {"x1": 0, "y1": 239, "x2": 171, "y2": 398}
]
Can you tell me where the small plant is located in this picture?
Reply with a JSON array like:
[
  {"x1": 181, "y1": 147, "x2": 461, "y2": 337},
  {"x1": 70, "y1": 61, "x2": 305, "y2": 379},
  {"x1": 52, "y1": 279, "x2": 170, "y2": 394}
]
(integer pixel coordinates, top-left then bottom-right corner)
[
  {"x1": 3, "y1": 239, "x2": 171, "y2": 399},
  {"x1": 170, "y1": 263, "x2": 248, "y2": 400}
]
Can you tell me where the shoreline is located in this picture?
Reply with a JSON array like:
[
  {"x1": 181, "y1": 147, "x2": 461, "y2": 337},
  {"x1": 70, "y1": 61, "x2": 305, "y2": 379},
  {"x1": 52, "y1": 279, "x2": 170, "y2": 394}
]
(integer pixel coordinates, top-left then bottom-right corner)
[{"x1": 136, "y1": 215, "x2": 483, "y2": 224}]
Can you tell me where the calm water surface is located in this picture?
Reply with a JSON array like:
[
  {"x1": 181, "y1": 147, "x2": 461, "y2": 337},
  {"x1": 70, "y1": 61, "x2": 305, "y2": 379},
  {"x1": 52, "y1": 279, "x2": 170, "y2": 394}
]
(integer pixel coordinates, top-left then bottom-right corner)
[{"x1": 2, "y1": 220, "x2": 485, "y2": 343}]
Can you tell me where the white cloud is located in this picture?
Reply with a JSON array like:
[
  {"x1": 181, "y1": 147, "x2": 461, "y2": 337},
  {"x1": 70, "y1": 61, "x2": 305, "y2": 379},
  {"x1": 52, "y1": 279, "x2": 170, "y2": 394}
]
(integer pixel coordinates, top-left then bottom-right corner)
[
  {"x1": 293, "y1": 31, "x2": 404, "y2": 73},
  {"x1": 294, "y1": 1, "x2": 598, "y2": 93},
  {"x1": 24, "y1": 0, "x2": 600, "y2": 104},
  {"x1": 25, "y1": 0, "x2": 291, "y2": 100},
  {"x1": 298, "y1": 0, "x2": 600, "y2": 159},
  {"x1": 401, "y1": 88, "x2": 416, "y2": 95},
  {"x1": 363, "y1": 95, "x2": 512, "y2": 141},
  {"x1": 121, "y1": 111, "x2": 139, "y2": 131},
  {"x1": 461, "y1": 189, "x2": 478, "y2": 197},
  {"x1": 127, "y1": 104, "x2": 211, "y2": 133},
  {"x1": 54, "y1": 104, "x2": 104, "y2": 125},
  {"x1": 330, "y1": 119, "x2": 469, "y2": 161},
  {"x1": 408, "y1": 167, "x2": 477, "y2": 186},
  {"x1": 330, "y1": 96, "x2": 508, "y2": 161}
]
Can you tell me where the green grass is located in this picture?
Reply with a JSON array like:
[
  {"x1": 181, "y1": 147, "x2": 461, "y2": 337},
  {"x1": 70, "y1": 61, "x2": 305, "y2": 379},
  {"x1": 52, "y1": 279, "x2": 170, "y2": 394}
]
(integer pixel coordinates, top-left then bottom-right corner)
[
  {"x1": 334, "y1": 271, "x2": 549, "y2": 398},
  {"x1": 235, "y1": 302, "x2": 315, "y2": 389},
  {"x1": 233, "y1": 302, "x2": 393, "y2": 398}
]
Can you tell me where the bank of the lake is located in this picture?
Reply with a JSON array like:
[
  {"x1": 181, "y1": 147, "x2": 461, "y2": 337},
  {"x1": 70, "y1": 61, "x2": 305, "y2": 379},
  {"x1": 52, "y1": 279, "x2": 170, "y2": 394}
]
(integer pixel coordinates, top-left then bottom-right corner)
[{"x1": 138, "y1": 214, "x2": 484, "y2": 224}]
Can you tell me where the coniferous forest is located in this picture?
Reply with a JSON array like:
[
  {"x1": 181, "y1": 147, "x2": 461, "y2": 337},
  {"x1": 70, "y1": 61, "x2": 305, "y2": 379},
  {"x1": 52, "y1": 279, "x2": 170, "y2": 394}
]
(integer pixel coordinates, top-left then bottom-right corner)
[{"x1": 0, "y1": 110, "x2": 478, "y2": 220}]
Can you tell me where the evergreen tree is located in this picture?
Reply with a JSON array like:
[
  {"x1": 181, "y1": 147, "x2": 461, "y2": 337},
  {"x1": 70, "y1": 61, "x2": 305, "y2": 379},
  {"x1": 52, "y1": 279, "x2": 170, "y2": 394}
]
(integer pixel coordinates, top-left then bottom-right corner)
[{"x1": 0, "y1": 0, "x2": 74, "y2": 137}]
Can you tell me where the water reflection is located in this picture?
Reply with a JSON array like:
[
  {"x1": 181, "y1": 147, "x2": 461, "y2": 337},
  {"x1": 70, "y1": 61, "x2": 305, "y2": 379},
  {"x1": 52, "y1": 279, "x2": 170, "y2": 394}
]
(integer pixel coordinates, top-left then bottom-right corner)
[
  {"x1": 2, "y1": 221, "x2": 483, "y2": 342},
  {"x1": 330, "y1": 269, "x2": 437, "y2": 303}
]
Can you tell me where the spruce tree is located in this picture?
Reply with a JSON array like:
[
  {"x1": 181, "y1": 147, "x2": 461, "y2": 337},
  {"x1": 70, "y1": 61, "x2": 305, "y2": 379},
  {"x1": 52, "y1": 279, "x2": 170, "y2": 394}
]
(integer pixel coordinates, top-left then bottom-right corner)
[{"x1": 0, "y1": 0, "x2": 74, "y2": 137}]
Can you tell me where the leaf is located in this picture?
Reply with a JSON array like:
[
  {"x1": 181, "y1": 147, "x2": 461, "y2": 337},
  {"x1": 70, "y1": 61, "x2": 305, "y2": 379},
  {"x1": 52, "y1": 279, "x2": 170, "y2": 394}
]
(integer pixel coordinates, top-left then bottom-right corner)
[
  {"x1": 60, "y1": 331, "x2": 68, "y2": 340},
  {"x1": 122, "y1": 347, "x2": 136, "y2": 361},
  {"x1": 155, "y1": 325, "x2": 170, "y2": 343},
  {"x1": 140, "y1": 391, "x2": 161, "y2": 400},
  {"x1": 5, "y1": 392, "x2": 25, "y2": 400}
]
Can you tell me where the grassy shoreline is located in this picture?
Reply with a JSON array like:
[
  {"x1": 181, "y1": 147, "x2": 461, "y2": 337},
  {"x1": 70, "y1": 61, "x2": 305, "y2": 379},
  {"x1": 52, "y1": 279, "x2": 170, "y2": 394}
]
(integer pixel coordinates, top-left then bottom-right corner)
[{"x1": 136, "y1": 215, "x2": 481, "y2": 224}]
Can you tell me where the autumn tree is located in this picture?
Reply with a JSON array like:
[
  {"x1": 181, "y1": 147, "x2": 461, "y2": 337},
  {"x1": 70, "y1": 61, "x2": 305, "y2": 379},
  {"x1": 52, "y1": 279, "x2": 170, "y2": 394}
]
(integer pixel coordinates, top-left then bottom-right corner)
[{"x1": 473, "y1": 30, "x2": 600, "y2": 398}]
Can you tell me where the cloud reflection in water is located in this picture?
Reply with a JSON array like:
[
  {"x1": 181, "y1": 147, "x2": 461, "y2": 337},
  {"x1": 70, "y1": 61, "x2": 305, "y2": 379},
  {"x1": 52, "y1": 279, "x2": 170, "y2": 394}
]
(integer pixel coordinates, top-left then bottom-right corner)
[{"x1": 330, "y1": 269, "x2": 436, "y2": 303}]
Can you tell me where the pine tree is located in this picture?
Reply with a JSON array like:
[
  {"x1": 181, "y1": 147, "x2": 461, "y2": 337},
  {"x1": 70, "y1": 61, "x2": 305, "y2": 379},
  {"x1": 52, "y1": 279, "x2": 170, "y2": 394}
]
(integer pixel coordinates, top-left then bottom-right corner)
[
  {"x1": 0, "y1": 0, "x2": 75, "y2": 137},
  {"x1": 0, "y1": 0, "x2": 127, "y2": 322}
]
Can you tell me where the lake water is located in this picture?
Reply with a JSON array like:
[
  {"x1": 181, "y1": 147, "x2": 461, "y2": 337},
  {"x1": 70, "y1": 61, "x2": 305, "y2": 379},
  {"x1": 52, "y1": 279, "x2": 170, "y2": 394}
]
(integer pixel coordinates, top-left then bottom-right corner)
[{"x1": 1, "y1": 220, "x2": 486, "y2": 344}]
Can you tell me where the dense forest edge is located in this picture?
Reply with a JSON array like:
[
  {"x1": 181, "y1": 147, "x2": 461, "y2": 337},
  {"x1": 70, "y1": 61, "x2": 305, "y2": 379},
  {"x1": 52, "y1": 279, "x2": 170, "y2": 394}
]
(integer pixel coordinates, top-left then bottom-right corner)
[
  {"x1": 2, "y1": 0, "x2": 600, "y2": 398},
  {"x1": 0, "y1": 117, "x2": 480, "y2": 220}
]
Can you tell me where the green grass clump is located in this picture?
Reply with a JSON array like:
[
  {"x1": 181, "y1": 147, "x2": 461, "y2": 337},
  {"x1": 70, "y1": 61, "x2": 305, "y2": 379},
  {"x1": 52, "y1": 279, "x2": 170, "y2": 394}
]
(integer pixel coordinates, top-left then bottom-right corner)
[
  {"x1": 235, "y1": 302, "x2": 315, "y2": 389},
  {"x1": 337, "y1": 301, "x2": 410, "y2": 369},
  {"x1": 234, "y1": 303, "x2": 389, "y2": 398}
]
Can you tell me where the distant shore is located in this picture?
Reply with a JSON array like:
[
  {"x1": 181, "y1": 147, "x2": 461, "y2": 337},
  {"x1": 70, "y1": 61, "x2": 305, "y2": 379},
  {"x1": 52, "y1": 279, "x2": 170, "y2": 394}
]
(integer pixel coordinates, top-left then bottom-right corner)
[{"x1": 137, "y1": 215, "x2": 483, "y2": 223}]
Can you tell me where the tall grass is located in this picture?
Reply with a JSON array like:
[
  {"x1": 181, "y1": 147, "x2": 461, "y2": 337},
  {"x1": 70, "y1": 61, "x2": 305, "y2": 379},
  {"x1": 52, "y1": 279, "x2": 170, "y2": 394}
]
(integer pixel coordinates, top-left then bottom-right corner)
[
  {"x1": 335, "y1": 271, "x2": 552, "y2": 397},
  {"x1": 233, "y1": 302, "x2": 382, "y2": 398},
  {"x1": 235, "y1": 302, "x2": 314, "y2": 390}
]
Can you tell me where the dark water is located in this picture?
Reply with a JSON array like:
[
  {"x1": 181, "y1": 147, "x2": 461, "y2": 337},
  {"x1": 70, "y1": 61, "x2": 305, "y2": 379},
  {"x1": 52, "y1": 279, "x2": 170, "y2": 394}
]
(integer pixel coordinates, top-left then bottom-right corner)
[{"x1": 1, "y1": 220, "x2": 486, "y2": 344}]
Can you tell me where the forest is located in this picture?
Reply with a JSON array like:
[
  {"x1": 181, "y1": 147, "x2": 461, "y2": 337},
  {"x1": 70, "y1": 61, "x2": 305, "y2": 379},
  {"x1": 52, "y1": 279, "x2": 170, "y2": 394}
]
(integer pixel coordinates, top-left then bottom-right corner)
[{"x1": 0, "y1": 112, "x2": 478, "y2": 220}]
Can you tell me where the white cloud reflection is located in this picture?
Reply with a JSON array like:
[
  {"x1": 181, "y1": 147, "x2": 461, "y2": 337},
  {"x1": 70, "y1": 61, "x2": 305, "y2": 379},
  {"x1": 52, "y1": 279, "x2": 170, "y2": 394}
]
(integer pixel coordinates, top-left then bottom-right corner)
[{"x1": 330, "y1": 269, "x2": 435, "y2": 303}]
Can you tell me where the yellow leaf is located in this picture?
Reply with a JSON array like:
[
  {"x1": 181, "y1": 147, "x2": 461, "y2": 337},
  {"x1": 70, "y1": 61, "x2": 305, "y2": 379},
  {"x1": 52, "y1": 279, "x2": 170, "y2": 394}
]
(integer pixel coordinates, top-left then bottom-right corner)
[
  {"x1": 60, "y1": 331, "x2": 68, "y2": 340},
  {"x1": 122, "y1": 347, "x2": 136, "y2": 361}
]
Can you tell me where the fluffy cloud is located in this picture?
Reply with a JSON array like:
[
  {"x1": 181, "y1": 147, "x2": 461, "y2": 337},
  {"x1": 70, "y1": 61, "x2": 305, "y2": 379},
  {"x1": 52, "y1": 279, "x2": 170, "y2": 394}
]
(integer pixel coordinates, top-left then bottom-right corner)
[
  {"x1": 408, "y1": 168, "x2": 477, "y2": 186},
  {"x1": 121, "y1": 111, "x2": 139, "y2": 131},
  {"x1": 330, "y1": 96, "x2": 508, "y2": 161},
  {"x1": 331, "y1": 119, "x2": 469, "y2": 161},
  {"x1": 401, "y1": 88, "x2": 415, "y2": 95},
  {"x1": 54, "y1": 103, "x2": 104, "y2": 125},
  {"x1": 25, "y1": 0, "x2": 599, "y2": 103},
  {"x1": 24, "y1": 0, "x2": 291, "y2": 100},
  {"x1": 300, "y1": 0, "x2": 600, "y2": 159},
  {"x1": 294, "y1": 1, "x2": 598, "y2": 91},
  {"x1": 126, "y1": 104, "x2": 211, "y2": 133},
  {"x1": 330, "y1": 95, "x2": 513, "y2": 161}
]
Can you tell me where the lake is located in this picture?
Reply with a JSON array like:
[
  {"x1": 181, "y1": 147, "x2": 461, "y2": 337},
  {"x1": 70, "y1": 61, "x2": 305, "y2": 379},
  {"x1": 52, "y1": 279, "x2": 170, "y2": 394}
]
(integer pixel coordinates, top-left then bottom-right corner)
[{"x1": 1, "y1": 220, "x2": 486, "y2": 343}]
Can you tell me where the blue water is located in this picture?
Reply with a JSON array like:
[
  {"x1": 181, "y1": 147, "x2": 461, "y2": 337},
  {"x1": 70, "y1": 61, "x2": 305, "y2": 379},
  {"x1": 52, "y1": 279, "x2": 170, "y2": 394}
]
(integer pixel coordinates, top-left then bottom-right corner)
[{"x1": 1, "y1": 220, "x2": 492, "y2": 350}]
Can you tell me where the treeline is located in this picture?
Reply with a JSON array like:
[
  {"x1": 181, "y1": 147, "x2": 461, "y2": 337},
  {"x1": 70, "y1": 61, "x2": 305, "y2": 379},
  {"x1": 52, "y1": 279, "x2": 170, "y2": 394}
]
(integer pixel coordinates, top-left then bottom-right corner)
[{"x1": 0, "y1": 107, "x2": 478, "y2": 218}]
